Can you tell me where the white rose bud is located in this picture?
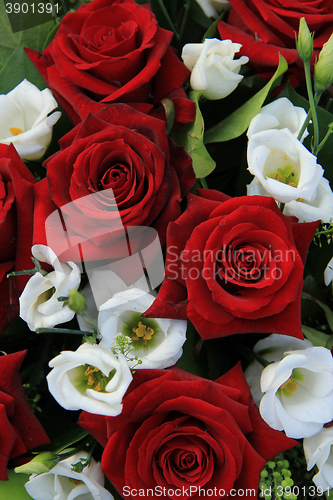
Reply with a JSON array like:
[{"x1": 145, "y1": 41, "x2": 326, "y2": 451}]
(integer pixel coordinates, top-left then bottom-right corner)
[
  {"x1": 181, "y1": 38, "x2": 249, "y2": 100},
  {"x1": 25, "y1": 452, "x2": 114, "y2": 500},
  {"x1": 19, "y1": 245, "x2": 81, "y2": 331},
  {"x1": 47, "y1": 343, "x2": 132, "y2": 416},
  {"x1": 0, "y1": 79, "x2": 61, "y2": 160},
  {"x1": 259, "y1": 346, "x2": 333, "y2": 438}
]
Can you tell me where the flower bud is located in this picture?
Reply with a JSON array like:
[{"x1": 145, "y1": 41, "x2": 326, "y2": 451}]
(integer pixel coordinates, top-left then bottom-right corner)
[
  {"x1": 296, "y1": 17, "x2": 313, "y2": 63},
  {"x1": 315, "y1": 33, "x2": 333, "y2": 93},
  {"x1": 68, "y1": 289, "x2": 87, "y2": 313},
  {"x1": 15, "y1": 452, "x2": 60, "y2": 475}
]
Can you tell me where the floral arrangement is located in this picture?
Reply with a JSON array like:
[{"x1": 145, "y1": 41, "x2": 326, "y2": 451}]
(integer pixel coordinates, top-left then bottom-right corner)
[{"x1": 1, "y1": 0, "x2": 333, "y2": 499}]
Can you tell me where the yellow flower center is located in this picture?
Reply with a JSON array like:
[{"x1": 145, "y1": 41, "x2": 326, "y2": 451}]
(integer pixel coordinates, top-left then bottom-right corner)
[
  {"x1": 84, "y1": 365, "x2": 114, "y2": 392},
  {"x1": 132, "y1": 321, "x2": 154, "y2": 342},
  {"x1": 9, "y1": 127, "x2": 24, "y2": 136},
  {"x1": 278, "y1": 368, "x2": 304, "y2": 397}
]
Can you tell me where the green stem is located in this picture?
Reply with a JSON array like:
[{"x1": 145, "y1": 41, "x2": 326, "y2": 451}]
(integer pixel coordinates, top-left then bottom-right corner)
[
  {"x1": 156, "y1": 0, "x2": 180, "y2": 40},
  {"x1": 179, "y1": 0, "x2": 190, "y2": 40},
  {"x1": 200, "y1": 177, "x2": 209, "y2": 189},
  {"x1": 35, "y1": 327, "x2": 94, "y2": 335},
  {"x1": 297, "y1": 91, "x2": 321, "y2": 142},
  {"x1": 304, "y1": 61, "x2": 320, "y2": 154},
  {"x1": 316, "y1": 122, "x2": 333, "y2": 154}
]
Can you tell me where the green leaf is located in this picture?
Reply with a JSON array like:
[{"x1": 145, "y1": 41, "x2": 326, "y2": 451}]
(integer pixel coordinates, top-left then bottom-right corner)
[
  {"x1": 172, "y1": 90, "x2": 216, "y2": 178},
  {"x1": 0, "y1": 0, "x2": 54, "y2": 89},
  {"x1": 302, "y1": 325, "x2": 329, "y2": 347},
  {"x1": 47, "y1": 427, "x2": 89, "y2": 454},
  {"x1": 176, "y1": 322, "x2": 208, "y2": 378},
  {"x1": 0, "y1": 45, "x2": 46, "y2": 93},
  {"x1": 204, "y1": 55, "x2": 288, "y2": 143},
  {"x1": 202, "y1": 11, "x2": 227, "y2": 41},
  {"x1": 302, "y1": 292, "x2": 333, "y2": 332},
  {"x1": 0, "y1": 470, "x2": 30, "y2": 500}
]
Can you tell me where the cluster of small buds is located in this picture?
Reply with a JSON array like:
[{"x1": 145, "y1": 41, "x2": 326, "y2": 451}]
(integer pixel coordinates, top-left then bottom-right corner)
[
  {"x1": 111, "y1": 334, "x2": 143, "y2": 371},
  {"x1": 314, "y1": 221, "x2": 333, "y2": 246},
  {"x1": 259, "y1": 459, "x2": 296, "y2": 500}
]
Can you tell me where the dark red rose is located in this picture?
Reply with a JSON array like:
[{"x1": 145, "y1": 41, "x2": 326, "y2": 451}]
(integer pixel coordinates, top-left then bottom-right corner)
[
  {"x1": 0, "y1": 144, "x2": 36, "y2": 334},
  {"x1": 25, "y1": 0, "x2": 195, "y2": 127},
  {"x1": 145, "y1": 190, "x2": 318, "y2": 339},
  {"x1": 79, "y1": 364, "x2": 296, "y2": 500},
  {"x1": 217, "y1": 0, "x2": 333, "y2": 80},
  {"x1": 33, "y1": 105, "x2": 194, "y2": 264},
  {"x1": 0, "y1": 350, "x2": 49, "y2": 479}
]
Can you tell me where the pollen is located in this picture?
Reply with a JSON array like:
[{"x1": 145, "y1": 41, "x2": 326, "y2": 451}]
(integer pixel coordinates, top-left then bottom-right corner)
[
  {"x1": 132, "y1": 322, "x2": 154, "y2": 341},
  {"x1": 280, "y1": 376, "x2": 298, "y2": 394},
  {"x1": 9, "y1": 127, "x2": 24, "y2": 136}
]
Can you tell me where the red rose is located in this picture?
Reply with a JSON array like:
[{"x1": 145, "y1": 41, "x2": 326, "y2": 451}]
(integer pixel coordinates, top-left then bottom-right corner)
[
  {"x1": 0, "y1": 144, "x2": 35, "y2": 334},
  {"x1": 145, "y1": 190, "x2": 318, "y2": 339},
  {"x1": 33, "y1": 105, "x2": 194, "y2": 264},
  {"x1": 0, "y1": 350, "x2": 49, "y2": 479},
  {"x1": 79, "y1": 364, "x2": 296, "y2": 500},
  {"x1": 217, "y1": 0, "x2": 333, "y2": 80},
  {"x1": 26, "y1": 0, "x2": 195, "y2": 127}
]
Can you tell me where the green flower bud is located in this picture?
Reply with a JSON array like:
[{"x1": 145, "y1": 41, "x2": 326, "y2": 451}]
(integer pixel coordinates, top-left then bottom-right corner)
[
  {"x1": 68, "y1": 289, "x2": 87, "y2": 313},
  {"x1": 315, "y1": 33, "x2": 333, "y2": 93},
  {"x1": 14, "y1": 452, "x2": 60, "y2": 475},
  {"x1": 296, "y1": 18, "x2": 313, "y2": 62}
]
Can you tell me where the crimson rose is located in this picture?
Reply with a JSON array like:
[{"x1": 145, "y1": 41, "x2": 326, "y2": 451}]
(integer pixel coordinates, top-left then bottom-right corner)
[
  {"x1": 26, "y1": 0, "x2": 195, "y2": 127},
  {"x1": 0, "y1": 350, "x2": 49, "y2": 479},
  {"x1": 33, "y1": 105, "x2": 194, "y2": 262},
  {"x1": 145, "y1": 190, "x2": 318, "y2": 339},
  {"x1": 0, "y1": 144, "x2": 35, "y2": 334},
  {"x1": 79, "y1": 364, "x2": 295, "y2": 500},
  {"x1": 217, "y1": 0, "x2": 333, "y2": 80}
]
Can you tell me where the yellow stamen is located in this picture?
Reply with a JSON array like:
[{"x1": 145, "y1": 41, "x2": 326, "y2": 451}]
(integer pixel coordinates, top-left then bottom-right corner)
[
  {"x1": 87, "y1": 375, "x2": 95, "y2": 386},
  {"x1": 85, "y1": 366, "x2": 99, "y2": 376},
  {"x1": 280, "y1": 377, "x2": 298, "y2": 393},
  {"x1": 9, "y1": 127, "x2": 24, "y2": 136},
  {"x1": 132, "y1": 322, "x2": 154, "y2": 341}
]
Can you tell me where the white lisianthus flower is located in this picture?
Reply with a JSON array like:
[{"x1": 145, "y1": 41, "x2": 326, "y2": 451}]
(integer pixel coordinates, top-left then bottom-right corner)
[
  {"x1": 47, "y1": 342, "x2": 132, "y2": 416},
  {"x1": 247, "y1": 176, "x2": 333, "y2": 223},
  {"x1": 0, "y1": 80, "x2": 61, "y2": 160},
  {"x1": 181, "y1": 38, "x2": 249, "y2": 100},
  {"x1": 283, "y1": 177, "x2": 333, "y2": 223},
  {"x1": 245, "y1": 334, "x2": 313, "y2": 405},
  {"x1": 247, "y1": 98, "x2": 308, "y2": 141},
  {"x1": 25, "y1": 452, "x2": 114, "y2": 500},
  {"x1": 324, "y1": 257, "x2": 333, "y2": 286},
  {"x1": 19, "y1": 245, "x2": 81, "y2": 331},
  {"x1": 303, "y1": 426, "x2": 333, "y2": 492},
  {"x1": 259, "y1": 347, "x2": 333, "y2": 438},
  {"x1": 98, "y1": 288, "x2": 187, "y2": 369},
  {"x1": 195, "y1": 0, "x2": 230, "y2": 18},
  {"x1": 247, "y1": 128, "x2": 324, "y2": 204}
]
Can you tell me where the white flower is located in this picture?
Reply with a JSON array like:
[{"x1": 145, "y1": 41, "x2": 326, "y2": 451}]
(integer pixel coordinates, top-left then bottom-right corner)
[
  {"x1": 181, "y1": 38, "x2": 249, "y2": 100},
  {"x1": 247, "y1": 128, "x2": 324, "y2": 204},
  {"x1": 247, "y1": 98, "x2": 308, "y2": 141},
  {"x1": 247, "y1": 176, "x2": 333, "y2": 223},
  {"x1": 325, "y1": 257, "x2": 333, "y2": 286},
  {"x1": 195, "y1": 0, "x2": 230, "y2": 18},
  {"x1": 283, "y1": 177, "x2": 333, "y2": 222},
  {"x1": 19, "y1": 245, "x2": 81, "y2": 332},
  {"x1": 0, "y1": 79, "x2": 61, "y2": 160},
  {"x1": 25, "y1": 452, "x2": 114, "y2": 500},
  {"x1": 98, "y1": 288, "x2": 187, "y2": 369},
  {"x1": 47, "y1": 342, "x2": 132, "y2": 416},
  {"x1": 245, "y1": 334, "x2": 313, "y2": 405},
  {"x1": 303, "y1": 427, "x2": 333, "y2": 492},
  {"x1": 259, "y1": 347, "x2": 333, "y2": 438}
]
